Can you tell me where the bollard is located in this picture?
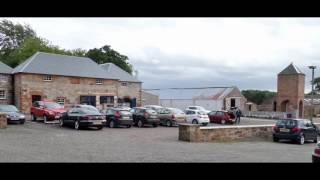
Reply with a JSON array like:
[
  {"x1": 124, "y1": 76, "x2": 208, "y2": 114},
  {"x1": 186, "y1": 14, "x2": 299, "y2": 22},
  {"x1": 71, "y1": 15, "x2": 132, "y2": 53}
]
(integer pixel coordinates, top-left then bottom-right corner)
[{"x1": 0, "y1": 112, "x2": 7, "y2": 129}]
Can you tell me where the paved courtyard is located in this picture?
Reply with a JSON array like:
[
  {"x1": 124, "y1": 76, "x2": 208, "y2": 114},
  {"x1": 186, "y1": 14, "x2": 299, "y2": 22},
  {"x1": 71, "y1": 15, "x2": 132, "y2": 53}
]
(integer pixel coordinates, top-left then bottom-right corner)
[{"x1": 0, "y1": 118, "x2": 317, "y2": 162}]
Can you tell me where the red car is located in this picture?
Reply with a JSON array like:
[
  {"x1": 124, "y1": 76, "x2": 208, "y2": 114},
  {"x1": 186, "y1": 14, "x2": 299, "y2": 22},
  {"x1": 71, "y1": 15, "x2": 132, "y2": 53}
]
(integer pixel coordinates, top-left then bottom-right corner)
[
  {"x1": 208, "y1": 110, "x2": 235, "y2": 124},
  {"x1": 31, "y1": 100, "x2": 66, "y2": 123}
]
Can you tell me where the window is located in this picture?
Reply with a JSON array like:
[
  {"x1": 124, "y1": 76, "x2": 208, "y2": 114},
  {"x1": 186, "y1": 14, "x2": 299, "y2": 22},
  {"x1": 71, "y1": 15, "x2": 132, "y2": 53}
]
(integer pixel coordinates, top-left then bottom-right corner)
[
  {"x1": 0, "y1": 75, "x2": 7, "y2": 82},
  {"x1": 43, "y1": 75, "x2": 52, "y2": 81},
  {"x1": 96, "y1": 79, "x2": 103, "y2": 85},
  {"x1": 0, "y1": 90, "x2": 6, "y2": 99},
  {"x1": 56, "y1": 97, "x2": 65, "y2": 105},
  {"x1": 100, "y1": 96, "x2": 114, "y2": 104},
  {"x1": 121, "y1": 82, "x2": 128, "y2": 86}
]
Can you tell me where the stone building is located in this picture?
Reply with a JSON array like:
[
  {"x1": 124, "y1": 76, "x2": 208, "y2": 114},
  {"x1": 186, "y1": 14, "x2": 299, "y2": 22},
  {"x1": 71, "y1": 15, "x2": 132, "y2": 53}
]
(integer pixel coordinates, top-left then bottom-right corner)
[
  {"x1": 144, "y1": 86, "x2": 247, "y2": 111},
  {"x1": 274, "y1": 63, "x2": 305, "y2": 118},
  {"x1": 100, "y1": 63, "x2": 142, "y2": 108},
  {"x1": 141, "y1": 90, "x2": 159, "y2": 106},
  {"x1": 2, "y1": 52, "x2": 142, "y2": 113},
  {"x1": 0, "y1": 61, "x2": 13, "y2": 105}
]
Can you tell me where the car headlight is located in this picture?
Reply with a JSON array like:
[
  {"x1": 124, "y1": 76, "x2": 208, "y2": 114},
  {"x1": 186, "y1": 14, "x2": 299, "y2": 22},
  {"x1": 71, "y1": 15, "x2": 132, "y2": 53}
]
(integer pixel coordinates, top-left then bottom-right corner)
[
  {"x1": 48, "y1": 111, "x2": 55, "y2": 115},
  {"x1": 19, "y1": 115, "x2": 25, "y2": 118}
]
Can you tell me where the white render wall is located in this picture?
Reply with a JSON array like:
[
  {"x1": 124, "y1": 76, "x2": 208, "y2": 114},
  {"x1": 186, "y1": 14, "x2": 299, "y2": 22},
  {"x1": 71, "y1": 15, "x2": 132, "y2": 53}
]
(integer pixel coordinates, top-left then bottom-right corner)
[{"x1": 160, "y1": 99, "x2": 223, "y2": 111}]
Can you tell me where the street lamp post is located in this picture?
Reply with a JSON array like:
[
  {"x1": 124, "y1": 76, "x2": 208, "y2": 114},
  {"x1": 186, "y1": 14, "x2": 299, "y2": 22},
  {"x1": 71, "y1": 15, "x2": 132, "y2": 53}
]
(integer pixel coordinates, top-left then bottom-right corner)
[{"x1": 309, "y1": 65, "x2": 316, "y2": 122}]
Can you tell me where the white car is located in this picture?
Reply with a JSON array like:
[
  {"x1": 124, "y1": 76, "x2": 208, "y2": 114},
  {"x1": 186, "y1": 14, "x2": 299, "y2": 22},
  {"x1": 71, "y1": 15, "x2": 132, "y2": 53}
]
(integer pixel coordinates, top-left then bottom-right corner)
[
  {"x1": 185, "y1": 109, "x2": 210, "y2": 126},
  {"x1": 185, "y1": 106, "x2": 210, "y2": 114}
]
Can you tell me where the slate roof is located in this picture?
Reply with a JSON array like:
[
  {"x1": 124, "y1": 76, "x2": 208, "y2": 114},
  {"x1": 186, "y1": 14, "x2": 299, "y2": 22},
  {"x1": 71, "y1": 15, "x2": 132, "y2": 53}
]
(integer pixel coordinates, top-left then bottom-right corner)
[
  {"x1": 100, "y1": 63, "x2": 140, "y2": 82},
  {"x1": 279, "y1": 63, "x2": 304, "y2": 75},
  {"x1": 143, "y1": 87, "x2": 236, "y2": 100},
  {"x1": 12, "y1": 52, "x2": 119, "y2": 80},
  {"x1": 0, "y1": 61, "x2": 13, "y2": 74}
]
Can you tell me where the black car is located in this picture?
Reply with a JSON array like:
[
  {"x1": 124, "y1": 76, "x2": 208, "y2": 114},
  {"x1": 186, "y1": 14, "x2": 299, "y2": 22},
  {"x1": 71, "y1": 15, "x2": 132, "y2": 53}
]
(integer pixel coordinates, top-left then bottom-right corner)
[
  {"x1": 0, "y1": 105, "x2": 25, "y2": 124},
  {"x1": 59, "y1": 105, "x2": 106, "y2": 130},
  {"x1": 273, "y1": 119, "x2": 318, "y2": 145},
  {"x1": 130, "y1": 107, "x2": 160, "y2": 128},
  {"x1": 312, "y1": 142, "x2": 320, "y2": 163},
  {"x1": 101, "y1": 108, "x2": 133, "y2": 128}
]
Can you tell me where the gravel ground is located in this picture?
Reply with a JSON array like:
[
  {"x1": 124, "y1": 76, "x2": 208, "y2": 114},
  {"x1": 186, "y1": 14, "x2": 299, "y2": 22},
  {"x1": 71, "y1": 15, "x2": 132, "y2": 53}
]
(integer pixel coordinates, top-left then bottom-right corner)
[{"x1": 0, "y1": 118, "x2": 316, "y2": 162}]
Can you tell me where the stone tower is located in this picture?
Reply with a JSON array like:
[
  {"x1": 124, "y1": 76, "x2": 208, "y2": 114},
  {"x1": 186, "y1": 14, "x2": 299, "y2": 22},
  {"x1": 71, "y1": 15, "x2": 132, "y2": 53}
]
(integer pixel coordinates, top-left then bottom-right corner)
[{"x1": 275, "y1": 63, "x2": 305, "y2": 118}]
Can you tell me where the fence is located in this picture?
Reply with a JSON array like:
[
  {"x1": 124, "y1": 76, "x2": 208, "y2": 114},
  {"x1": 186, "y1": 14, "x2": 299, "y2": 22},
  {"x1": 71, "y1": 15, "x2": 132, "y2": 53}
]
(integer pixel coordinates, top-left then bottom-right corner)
[{"x1": 242, "y1": 111, "x2": 295, "y2": 119}]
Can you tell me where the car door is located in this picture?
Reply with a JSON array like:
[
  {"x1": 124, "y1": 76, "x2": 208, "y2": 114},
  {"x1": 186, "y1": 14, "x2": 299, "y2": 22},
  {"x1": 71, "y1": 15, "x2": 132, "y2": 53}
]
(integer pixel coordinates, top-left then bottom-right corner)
[
  {"x1": 158, "y1": 108, "x2": 165, "y2": 124},
  {"x1": 68, "y1": 108, "x2": 80, "y2": 124},
  {"x1": 216, "y1": 111, "x2": 224, "y2": 122},
  {"x1": 185, "y1": 110, "x2": 191, "y2": 123},
  {"x1": 305, "y1": 120, "x2": 316, "y2": 140},
  {"x1": 208, "y1": 111, "x2": 216, "y2": 122},
  {"x1": 106, "y1": 109, "x2": 114, "y2": 123}
]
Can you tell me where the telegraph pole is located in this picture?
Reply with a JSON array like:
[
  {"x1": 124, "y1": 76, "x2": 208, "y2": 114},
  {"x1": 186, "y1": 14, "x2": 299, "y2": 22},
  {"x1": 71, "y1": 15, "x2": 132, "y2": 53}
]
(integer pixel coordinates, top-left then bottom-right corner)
[{"x1": 309, "y1": 65, "x2": 316, "y2": 122}]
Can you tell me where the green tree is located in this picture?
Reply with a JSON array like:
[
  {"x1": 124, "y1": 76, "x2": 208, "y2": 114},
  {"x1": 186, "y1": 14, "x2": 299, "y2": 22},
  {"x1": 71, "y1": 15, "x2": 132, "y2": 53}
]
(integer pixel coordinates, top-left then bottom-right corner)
[
  {"x1": 86, "y1": 45, "x2": 133, "y2": 74},
  {"x1": 0, "y1": 19, "x2": 36, "y2": 58},
  {"x1": 241, "y1": 90, "x2": 276, "y2": 105}
]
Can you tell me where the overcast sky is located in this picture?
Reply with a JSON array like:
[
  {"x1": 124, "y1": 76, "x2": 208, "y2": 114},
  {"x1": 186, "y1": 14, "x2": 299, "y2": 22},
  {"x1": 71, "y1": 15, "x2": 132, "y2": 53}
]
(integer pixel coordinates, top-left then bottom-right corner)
[{"x1": 3, "y1": 18, "x2": 320, "y2": 92}]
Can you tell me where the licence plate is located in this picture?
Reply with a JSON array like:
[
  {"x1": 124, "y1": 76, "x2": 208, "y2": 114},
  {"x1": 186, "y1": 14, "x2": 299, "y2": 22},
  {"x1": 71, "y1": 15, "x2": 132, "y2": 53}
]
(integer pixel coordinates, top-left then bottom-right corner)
[
  {"x1": 93, "y1": 121, "x2": 102, "y2": 125},
  {"x1": 150, "y1": 116, "x2": 157, "y2": 118},
  {"x1": 280, "y1": 128, "x2": 290, "y2": 132},
  {"x1": 11, "y1": 117, "x2": 19, "y2": 120},
  {"x1": 122, "y1": 117, "x2": 129, "y2": 120}
]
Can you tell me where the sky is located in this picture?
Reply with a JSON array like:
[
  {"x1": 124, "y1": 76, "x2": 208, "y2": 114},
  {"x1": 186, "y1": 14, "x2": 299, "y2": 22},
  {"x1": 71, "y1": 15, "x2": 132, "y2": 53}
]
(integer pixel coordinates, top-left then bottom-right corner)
[{"x1": 3, "y1": 18, "x2": 320, "y2": 92}]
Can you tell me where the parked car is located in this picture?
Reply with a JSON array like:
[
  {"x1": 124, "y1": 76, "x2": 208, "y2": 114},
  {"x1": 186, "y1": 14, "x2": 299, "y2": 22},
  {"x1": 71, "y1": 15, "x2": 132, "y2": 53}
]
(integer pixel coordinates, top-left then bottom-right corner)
[
  {"x1": 185, "y1": 110, "x2": 209, "y2": 126},
  {"x1": 0, "y1": 104, "x2": 25, "y2": 124},
  {"x1": 101, "y1": 107, "x2": 133, "y2": 128},
  {"x1": 158, "y1": 107, "x2": 186, "y2": 127},
  {"x1": 59, "y1": 105, "x2": 106, "y2": 130},
  {"x1": 130, "y1": 107, "x2": 160, "y2": 128},
  {"x1": 144, "y1": 105, "x2": 163, "y2": 113},
  {"x1": 185, "y1": 106, "x2": 210, "y2": 114},
  {"x1": 208, "y1": 110, "x2": 235, "y2": 124},
  {"x1": 31, "y1": 100, "x2": 66, "y2": 123},
  {"x1": 272, "y1": 119, "x2": 318, "y2": 145},
  {"x1": 312, "y1": 141, "x2": 320, "y2": 163}
]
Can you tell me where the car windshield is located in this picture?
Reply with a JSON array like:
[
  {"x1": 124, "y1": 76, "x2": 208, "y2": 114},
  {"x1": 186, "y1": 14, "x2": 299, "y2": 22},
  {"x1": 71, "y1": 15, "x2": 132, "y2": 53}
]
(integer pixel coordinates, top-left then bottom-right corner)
[
  {"x1": 146, "y1": 109, "x2": 156, "y2": 113},
  {"x1": 276, "y1": 119, "x2": 297, "y2": 127},
  {"x1": 119, "y1": 110, "x2": 131, "y2": 115},
  {"x1": 0, "y1": 105, "x2": 18, "y2": 112},
  {"x1": 79, "y1": 108, "x2": 101, "y2": 115},
  {"x1": 44, "y1": 103, "x2": 62, "y2": 109},
  {"x1": 81, "y1": 106, "x2": 99, "y2": 113},
  {"x1": 170, "y1": 108, "x2": 184, "y2": 114}
]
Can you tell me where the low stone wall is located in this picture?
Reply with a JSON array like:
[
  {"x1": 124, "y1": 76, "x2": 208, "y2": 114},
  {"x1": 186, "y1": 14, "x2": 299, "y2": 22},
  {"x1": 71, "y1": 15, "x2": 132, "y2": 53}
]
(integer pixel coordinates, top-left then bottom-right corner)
[
  {"x1": 0, "y1": 113, "x2": 7, "y2": 129},
  {"x1": 179, "y1": 123, "x2": 274, "y2": 142},
  {"x1": 179, "y1": 123, "x2": 320, "y2": 142}
]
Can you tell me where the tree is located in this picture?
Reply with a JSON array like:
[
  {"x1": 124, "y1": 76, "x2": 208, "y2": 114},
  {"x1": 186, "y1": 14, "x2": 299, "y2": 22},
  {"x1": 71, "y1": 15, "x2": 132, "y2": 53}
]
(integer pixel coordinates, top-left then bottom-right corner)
[
  {"x1": 241, "y1": 90, "x2": 276, "y2": 105},
  {"x1": 86, "y1": 45, "x2": 133, "y2": 74},
  {"x1": 0, "y1": 19, "x2": 36, "y2": 58}
]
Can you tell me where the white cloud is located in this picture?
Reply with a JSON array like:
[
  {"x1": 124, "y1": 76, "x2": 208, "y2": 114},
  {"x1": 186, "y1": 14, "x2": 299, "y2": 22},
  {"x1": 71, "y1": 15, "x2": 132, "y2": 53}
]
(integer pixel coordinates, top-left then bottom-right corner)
[{"x1": 3, "y1": 18, "x2": 320, "y2": 92}]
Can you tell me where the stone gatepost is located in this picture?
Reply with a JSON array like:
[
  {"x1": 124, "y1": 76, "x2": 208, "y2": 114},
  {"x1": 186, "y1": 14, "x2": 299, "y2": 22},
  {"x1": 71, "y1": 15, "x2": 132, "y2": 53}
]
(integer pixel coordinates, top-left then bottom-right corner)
[{"x1": 0, "y1": 113, "x2": 7, "y2": 129}]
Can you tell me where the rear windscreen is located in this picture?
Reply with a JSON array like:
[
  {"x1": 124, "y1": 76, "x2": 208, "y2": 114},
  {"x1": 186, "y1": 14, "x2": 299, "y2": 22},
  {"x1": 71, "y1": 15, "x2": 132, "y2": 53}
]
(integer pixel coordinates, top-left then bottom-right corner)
[
  {"x1": 146, "y1": 109, "x2": 156, "y2": 113},
  {"x1": 276, "y1": 120, "x2": 297, "y2": 127}
]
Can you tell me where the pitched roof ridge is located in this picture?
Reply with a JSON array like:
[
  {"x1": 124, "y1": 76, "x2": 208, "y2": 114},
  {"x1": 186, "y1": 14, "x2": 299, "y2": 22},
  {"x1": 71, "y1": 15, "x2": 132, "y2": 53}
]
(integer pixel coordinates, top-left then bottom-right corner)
[
  {"x1": 19, "y1": 52, "x2": 40, "y2": 72},
  {"x1": 37, "y1": 51, "x2": 89, "y2": 60}
]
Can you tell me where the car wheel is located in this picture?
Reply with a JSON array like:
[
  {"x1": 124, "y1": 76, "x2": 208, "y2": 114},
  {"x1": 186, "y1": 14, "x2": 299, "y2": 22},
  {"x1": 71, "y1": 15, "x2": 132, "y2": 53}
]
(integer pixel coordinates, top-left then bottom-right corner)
[
  {"x1": 273, "y1": 136, "x2": 279, "y2": 142},
  {"x1": 59, "y1": 119, "x2": 64, "y2": 127},
  {"x1": 109, "y1": 120, "x2": 115, "y2": 128},
  {"x1": 97, "y1": 126, "x2": 103, "y2": 130},
  {"x1": 298, "y1": 134, "x2": 305, "y2": 145},
  {"x1": 74, "y1": 121, "x2": 80, "y2": 130},
  {"x1": 127, "y1": 125, "x2": 131, "y2": 128},
  {"x1": 153, "y1": 123, "x2": 158, "y2": 127},
  {"x1": 314, "y1": 137, "x2": 318, "y2": 143},
  {"x1": 31, "y1": 114, "x2": 36, "y2": 121},
  {"x1": 137, "y1": 120, "x2": 143, "y2": 128},
  {"x1": 43, "y1": 115, "x2": 48, "y2": 123},
  {"x1": 221, "y1": 119, "x2": 226, "y2": 125},
  {"x1": 192, "y1": 119, "x2": 198, "y2": 124},
  {"x1": 166, "y1": 120, "x2": 172, "y2": 127},
  {"x1": 20, "y1": 120, "x2": 25, "y2": 124}
]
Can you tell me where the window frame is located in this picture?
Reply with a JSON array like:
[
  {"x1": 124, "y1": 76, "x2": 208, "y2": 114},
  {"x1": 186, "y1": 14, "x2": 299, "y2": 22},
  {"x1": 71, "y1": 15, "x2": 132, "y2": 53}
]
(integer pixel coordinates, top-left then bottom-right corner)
[
  {"x1": 121, "y1": 82, "x2": 128, "y2": 86},
  {"x1": 0, "y1": 90, "x2": 6, "y2": 100},
  {"x1": 56, "y1": 97, "x2": 65, "y2": 105},
  {"x1": 96, "y1": 79, "x2": 103, "y2": 85},
  {"x1": 43, "y1": 75, "x2": 52, "y2": 81}
]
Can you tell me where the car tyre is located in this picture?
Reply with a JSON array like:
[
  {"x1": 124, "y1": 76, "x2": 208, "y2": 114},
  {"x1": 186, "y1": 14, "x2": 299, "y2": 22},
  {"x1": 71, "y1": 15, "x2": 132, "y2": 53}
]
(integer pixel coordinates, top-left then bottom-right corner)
[
  {"x1": 221, "y1": 119, "x2": 226, "y2": 125},
  {"x1": 97, "y1": 126, "x2": 103, "y2": 130},
  {"x1": 166, "y1": 120, "x2": 172, "y2": 127},
  {"x1": 298, "y1": 134, "x2": 305, "y2": 145},
  {"x1": 314, "y1": 137, "x2": 318, "y2": 143},
  {"x1": 59, "y1": 119, "x2": 64, "y2": 127},
  {"x1": 153, "y1": 123, "x2": 158, "y2": 127},
  {"x1": 192, "y1": 119, "x2": 198, "y2": 124},
  {"x1": 127, "y1": 125, "x2": 131, "y2": 128},
  {"x1": 20, "y1": 120, "x2": 25, "y2": 124},
  {"x1": 137, "y1": 120, "x2": 143, "y2": 128},
  {"x1": 273, "y1": 136, "x2": 279, "y2": 142},
  {"x1": 109, "y1": 120, "x2": 115, "y2": 128},
  {"x1": 74, "y1": 120, "x2": 80, "y2": 130},
  {"x1": 31, "y1": 114, "x2": 36, "y2": 121},
  {"x1": 43, "y1": 115, "x2": 48, "y2": 124}
]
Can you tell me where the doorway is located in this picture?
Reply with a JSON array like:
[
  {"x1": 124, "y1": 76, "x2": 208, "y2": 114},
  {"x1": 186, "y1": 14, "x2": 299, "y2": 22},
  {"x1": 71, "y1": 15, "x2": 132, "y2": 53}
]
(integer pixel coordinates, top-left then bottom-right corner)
[
  {"x1": 32, "y1": 95, "x2": 41, "y2": 103},
  {"x1": 231, "y1": 98, "x2": 236, "y2": 108},
  {"x1": 299, "y1": 100, "x2": 303, "y2": 118}
]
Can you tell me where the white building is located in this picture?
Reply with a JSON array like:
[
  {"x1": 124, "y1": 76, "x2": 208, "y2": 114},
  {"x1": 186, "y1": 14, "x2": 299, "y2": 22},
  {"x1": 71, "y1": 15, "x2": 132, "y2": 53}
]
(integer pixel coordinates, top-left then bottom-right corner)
[{"x1": 143, "y1": 86, "x2": 247, "y2": 111}]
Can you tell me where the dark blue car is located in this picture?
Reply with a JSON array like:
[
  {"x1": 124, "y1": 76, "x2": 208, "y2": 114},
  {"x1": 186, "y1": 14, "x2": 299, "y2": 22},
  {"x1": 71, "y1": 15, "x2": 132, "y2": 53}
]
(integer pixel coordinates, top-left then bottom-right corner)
[{"x1": 272, "y1": 119, "x2": 318, "y2": 145}]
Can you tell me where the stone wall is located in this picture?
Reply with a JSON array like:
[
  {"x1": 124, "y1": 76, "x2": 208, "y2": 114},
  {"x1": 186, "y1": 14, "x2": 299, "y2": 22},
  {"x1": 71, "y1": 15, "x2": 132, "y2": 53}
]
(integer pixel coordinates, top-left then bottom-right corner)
[
  {"x1": 117, "y1": 81, "x2": 142, "y2": 107},
  {"x1": 179, "y1": 124, "x2": 274, "y2": 142},
  {"x1": 14, "y1": 73, "x2": 118, "y2": 112},
  {"x1": 0, "y1": 74, "x2": 13, "y2": 105},
  {"x1": 141, "y1": 90, "x2": 159, "y2": 106}
]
